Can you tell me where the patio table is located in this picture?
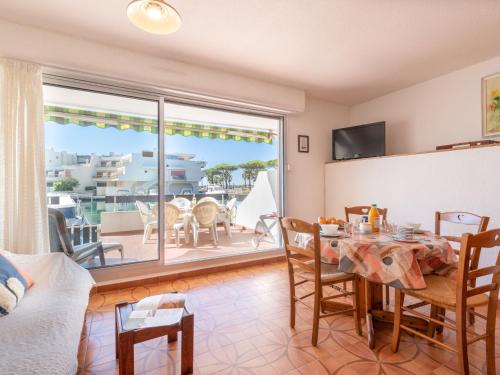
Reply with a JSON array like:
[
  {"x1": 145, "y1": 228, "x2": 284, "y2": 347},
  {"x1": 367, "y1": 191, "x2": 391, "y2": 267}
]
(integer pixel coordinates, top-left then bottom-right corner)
[
  {"x1": 296, "y1": 231, "x2": 457, "y2": 348},
  {"x1": 175, "y1": 204, "x2": 230, "y2": 244}
]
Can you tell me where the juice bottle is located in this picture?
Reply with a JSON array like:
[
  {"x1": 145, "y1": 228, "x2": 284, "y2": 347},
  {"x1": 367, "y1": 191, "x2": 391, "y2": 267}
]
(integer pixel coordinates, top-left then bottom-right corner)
[{"x1": 368, "y1": 204, "x2": 380, "y2": 233}]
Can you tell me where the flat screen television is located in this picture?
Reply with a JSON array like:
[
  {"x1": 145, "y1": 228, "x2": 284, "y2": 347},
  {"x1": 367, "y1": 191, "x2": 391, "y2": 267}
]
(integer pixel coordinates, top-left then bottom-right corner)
[{"x1": 332, "y1": 122, "x2": 386, "y2": 160}]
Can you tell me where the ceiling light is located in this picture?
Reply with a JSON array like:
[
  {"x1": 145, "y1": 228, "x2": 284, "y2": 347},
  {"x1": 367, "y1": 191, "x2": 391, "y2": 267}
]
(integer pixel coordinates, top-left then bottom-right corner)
[{"x1": 127, "y1": 0, "x2": 182, "y2": 35}]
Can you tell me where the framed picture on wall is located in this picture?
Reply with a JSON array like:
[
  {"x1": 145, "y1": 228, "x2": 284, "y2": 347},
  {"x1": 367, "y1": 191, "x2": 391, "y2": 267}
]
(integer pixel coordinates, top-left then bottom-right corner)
[
  {"x1": 482, "y1": 72, "x2": 500, "y2": 137},
  {"x1": 298, "y1": 135, "x2": 309, "y2": 153}
]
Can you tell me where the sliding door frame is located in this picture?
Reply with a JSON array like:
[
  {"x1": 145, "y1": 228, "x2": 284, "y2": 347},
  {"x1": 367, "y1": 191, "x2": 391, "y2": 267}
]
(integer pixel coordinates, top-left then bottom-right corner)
[{"x1": 43, "y1": 71, "x2": 286, "y2": 283}]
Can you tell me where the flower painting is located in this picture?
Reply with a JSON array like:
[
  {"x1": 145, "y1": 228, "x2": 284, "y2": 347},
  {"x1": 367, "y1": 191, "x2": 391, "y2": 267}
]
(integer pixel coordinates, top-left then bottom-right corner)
[{"x1": 483, "y1": 72, "x2": 500, "y2": 137}]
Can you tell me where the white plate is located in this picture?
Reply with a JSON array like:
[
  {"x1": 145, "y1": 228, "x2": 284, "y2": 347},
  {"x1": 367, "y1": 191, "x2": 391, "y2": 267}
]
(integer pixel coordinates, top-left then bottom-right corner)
[
  {"x1": 390, "y1": 235, "x2": 420, "y2": 243},
  {"x1": 321, "y1": 232, "x2": 343, "y2": 238}
]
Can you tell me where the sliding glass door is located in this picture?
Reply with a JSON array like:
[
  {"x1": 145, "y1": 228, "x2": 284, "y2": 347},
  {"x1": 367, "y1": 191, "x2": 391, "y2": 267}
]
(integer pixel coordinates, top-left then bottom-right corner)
[
  {"x1": 43, "y1": 77, "x2": 283, "y2": 270},
  {"x1": 162, "y1": 101, "x2": 282, "y2": 264},
  {"x1": 43, "y1": 85, "x2": 160, "y2": 268}
]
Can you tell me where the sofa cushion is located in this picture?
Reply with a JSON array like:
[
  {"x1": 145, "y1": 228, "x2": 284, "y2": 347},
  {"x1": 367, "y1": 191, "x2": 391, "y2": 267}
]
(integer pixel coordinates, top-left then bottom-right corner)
[{"x1": 0, "y1": 254, "x2": 29, "y2": 315}]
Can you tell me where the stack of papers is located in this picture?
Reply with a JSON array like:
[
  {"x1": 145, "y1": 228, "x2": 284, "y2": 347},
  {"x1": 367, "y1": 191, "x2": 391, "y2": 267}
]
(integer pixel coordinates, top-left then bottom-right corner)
[
  {"x1": 123, "y1": 293, "x2": 187, "y2": 331},
  {"x1": 135, "y1": 293, "x2": 186, "y2": 310}
]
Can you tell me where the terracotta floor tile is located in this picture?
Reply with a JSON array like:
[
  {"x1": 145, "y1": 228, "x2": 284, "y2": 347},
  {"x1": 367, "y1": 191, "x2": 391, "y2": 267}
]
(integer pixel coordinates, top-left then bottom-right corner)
[{"x1": 83, "y1": 261, "x2": 500, "y2": 374}]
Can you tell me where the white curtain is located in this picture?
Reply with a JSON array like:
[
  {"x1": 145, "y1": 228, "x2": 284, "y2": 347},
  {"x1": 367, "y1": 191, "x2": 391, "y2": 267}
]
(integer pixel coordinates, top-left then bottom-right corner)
[{"x1": 0, "y1": 59, "x2": 49, "y2": 254}]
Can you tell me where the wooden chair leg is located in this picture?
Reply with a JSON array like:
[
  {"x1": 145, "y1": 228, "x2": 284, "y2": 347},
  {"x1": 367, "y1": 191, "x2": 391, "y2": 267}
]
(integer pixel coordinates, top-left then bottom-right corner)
[
  {"x1": 427, "y1": 304, "x2": 438, "y2": 338},
  {"x1": 468, "y1": 308, "x2": 475, "y2": 326},
  {"x1": 289, "y1": 269, "x2": 296, "y2": 329},
  {"x1": 456, "y1": 308, "x2": 469, "y2": 375},
  {"x1": 385, "y1": 285, "x2": 390, "y2": 305},
  {"x1": 312, "y1": 284, "x2": 321, "y2": 346},
  {"x1": 391, "y1": 289, "x2": 404, "y2": 352},
  {"x1": 353, "y1": 276, "x2": 362, "y2": 336},
  {"x1": 319, "y1": 284, "x2": 325, "y2": 314},
  {"x1": 436, "y1": 308, "x2": 446, "y2": 334},
  {"x1": 485, "y1": 298, "x2": 497, "y2": 375}
]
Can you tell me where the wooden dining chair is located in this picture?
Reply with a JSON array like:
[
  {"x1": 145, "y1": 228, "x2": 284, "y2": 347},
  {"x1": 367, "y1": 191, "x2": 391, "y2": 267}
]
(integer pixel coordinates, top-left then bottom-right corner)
[
  {"x1": 391, "y1": 229, "x2": 500, "y2": 375},
  {"x1": 435, "y1": 211, "x2": 490, "y2": 327},
  {"x1": 279, "y1": 217, "x2": 362, "y2": 346},
  {"x1": 345, "y1": 205, "x2": 390, "y2": 305},
  {"x1": 344, "y1": 206, "x2": 388, "y2": 223}
]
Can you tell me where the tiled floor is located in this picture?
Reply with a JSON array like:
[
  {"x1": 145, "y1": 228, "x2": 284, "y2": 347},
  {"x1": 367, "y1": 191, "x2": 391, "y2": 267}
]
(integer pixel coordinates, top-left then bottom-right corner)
[{"x1": 80, "y1": 261, "x2": 500, "y2": 374}]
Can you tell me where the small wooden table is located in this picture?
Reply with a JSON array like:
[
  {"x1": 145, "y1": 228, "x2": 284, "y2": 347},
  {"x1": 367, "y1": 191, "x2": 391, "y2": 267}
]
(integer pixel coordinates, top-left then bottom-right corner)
[{"x1": 115, "y1": 302, "x2": 194, "y2": 375}]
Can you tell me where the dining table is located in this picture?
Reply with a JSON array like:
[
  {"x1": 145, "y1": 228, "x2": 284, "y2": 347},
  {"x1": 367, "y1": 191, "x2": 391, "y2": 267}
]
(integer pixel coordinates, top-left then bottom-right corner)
[{"x1": 296, "y1": 229, "x2": 457, "y2": 348}]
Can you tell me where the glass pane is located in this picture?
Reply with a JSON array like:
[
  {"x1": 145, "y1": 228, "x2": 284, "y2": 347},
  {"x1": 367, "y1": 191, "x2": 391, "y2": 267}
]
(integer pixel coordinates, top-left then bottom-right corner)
[
  {"x1": 44, "y1": 85, "x2": 159, "y2": 269},
  {"x1": 163, "y1": 102, "x2": 281, "y2": 264}
]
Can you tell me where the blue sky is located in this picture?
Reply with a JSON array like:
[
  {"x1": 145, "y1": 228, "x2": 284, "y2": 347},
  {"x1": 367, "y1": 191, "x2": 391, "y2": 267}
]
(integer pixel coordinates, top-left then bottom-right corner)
[{"x1": 45, "y1": 122, "x2": 277, "y2": 184}]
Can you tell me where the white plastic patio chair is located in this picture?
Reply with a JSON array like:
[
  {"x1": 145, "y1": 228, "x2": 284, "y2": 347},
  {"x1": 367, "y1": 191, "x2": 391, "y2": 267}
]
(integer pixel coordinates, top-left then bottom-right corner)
[
  {"x1": 191, "y1": 201, "x2": 219, "y2": 247},
  {"x1": 136, "y1": 200, "x2": 156, "y2": 244},
  {"x1": 170, "y1": 197, "x2": 191, "y2": 211},
  {"x1": 152, "y1": 203, "x2": 184, "y2": 247},
  {"x1": 198, "y1": 196, "x2": 218, "y2": 204},
  {"x1": 252, "y1": 213, "x2": 279, "y2": 248},
  {"x1": 226, "y1": 197, "x2": 237, "y2": 225},
  {"x1": 215, "y1": 208, "x2": 232, "y2": 238}
]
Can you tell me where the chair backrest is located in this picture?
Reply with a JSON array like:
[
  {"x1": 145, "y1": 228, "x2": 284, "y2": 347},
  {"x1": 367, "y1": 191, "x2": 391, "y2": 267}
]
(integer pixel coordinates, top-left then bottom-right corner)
[
  {"x1": 151, "y1": 203, "x2": 180, "y2": 228},
  {"x1": 192, "y1": 201, "x2": 218, "y2": 226},
  {"x1": 198, "y1": 196, "x2": 218, "y2": 204},
  {"x1": 165, "y1": 203, "x2": 180, "y2": 228},
  {"x1": 279, "y1": 217, "x2": 321, "y2": 282},
  {"x1": 435, "y1": 211, "x2": 489, "y2": 240},
  {"x1": 226, "y1": 197, "x2": 237, "y2": 211},
  {"x1": 345, "y1": 206, "x2": 388, "y2": 222},
  {"x1": 435, "y1": 211, "x2": 490, "y2": 273},
  {"x1": 48, "y1": 208, "x2": 74, "y2": 256},
  {"x1": 226, "y1": 197, "x2": 237, "y2": 221},
  {"x1": 170, "y1": 197, "x2": 191, "y2": 210},
  {"x1": 136, "y1": 200, "x2": 151, "y2": 224},
  {"x1": 456, "y1": 229, "x2": 500, "y2": 317}
]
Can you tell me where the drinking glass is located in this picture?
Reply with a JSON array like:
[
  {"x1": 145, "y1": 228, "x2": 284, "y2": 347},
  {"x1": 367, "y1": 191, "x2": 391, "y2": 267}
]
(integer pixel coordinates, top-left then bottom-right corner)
[
  {"x1": 344, "y1": 222, "x2": 353, "y2": 236},
  {"x1": 381, "y1": 219, "x2": 389, "y2": 233}
]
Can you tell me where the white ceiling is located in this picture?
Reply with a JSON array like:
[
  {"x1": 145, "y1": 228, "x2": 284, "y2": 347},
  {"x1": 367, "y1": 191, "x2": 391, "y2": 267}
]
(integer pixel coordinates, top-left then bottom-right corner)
[{"x1": 1, "y1": 0, "x2": 500, "y2": 105}]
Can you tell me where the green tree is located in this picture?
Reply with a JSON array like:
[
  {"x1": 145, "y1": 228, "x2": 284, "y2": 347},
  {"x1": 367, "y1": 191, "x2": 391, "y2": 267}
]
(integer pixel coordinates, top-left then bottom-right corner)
[
  {"x1": 214, "y1": 163, "x2": 238, "y2": 189},
  {"x1": 204, "y1": 168, "x2": 219, "y2": 185},
  {"x1": 239, "y1": 160, "x2": 266, "y2": 187},
  {"x1": 203, "y1": 163, "x2": 238, "y2": 189},
  {"x1": 53, "y1": 177, "x2": 79, "y2": 192},
  {"x1": 242, "y1": 169, "x2": 252, "y2": 187},
  {"x1": 265, "y1": 159, "x2": 278, "y2": 168}
]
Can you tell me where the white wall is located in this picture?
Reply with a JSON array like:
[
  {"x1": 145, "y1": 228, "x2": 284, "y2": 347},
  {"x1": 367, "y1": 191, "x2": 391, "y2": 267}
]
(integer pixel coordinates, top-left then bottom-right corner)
[
  {"x1": 350, "y1": 55, "x2": 500, "y2": 155},
  {"x1": 286, "y1": 98, "x2": 350, "y2": 221},
  {"x1": 325, "y1": 145, "x2": 500, "y2": 280},
  {"x1": 0, "y1": 19, "x2": 304, "y2": 113}
]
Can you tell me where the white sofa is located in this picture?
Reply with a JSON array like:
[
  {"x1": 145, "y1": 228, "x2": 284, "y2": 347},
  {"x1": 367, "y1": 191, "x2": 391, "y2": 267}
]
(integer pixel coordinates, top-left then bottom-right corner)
[{"x1": 0, "y1": 250, "x2": 95, "y2": 375}]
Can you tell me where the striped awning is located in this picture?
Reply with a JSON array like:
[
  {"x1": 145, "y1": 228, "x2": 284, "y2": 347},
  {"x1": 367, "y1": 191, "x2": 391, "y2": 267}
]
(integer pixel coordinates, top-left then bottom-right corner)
[{"x1": 44, "y1": 106, "x2": 275, "y2": 144}]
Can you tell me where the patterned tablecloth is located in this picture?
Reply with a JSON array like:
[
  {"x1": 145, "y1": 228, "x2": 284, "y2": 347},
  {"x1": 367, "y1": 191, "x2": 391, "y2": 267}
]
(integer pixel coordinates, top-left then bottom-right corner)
[{"x1": 296, "y1": 233, "x2": 457, "y2": 290}]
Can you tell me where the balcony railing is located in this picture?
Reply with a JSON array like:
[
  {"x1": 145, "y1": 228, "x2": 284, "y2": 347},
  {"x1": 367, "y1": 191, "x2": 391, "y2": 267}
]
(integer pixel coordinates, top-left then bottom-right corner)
[{"x1": 68, "y1": 224, "x2": 99, "y2": 245}]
